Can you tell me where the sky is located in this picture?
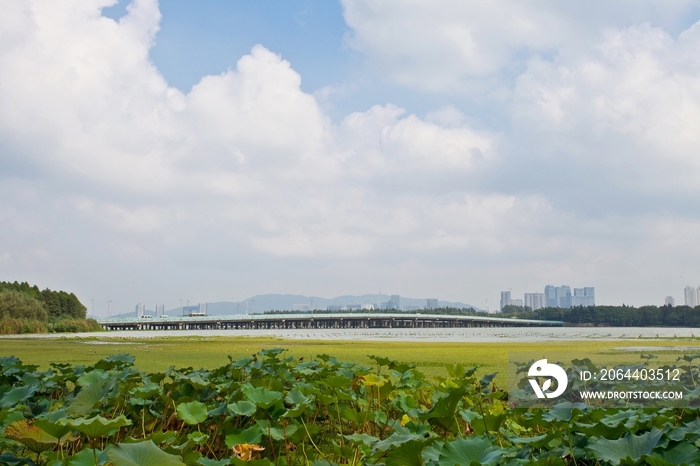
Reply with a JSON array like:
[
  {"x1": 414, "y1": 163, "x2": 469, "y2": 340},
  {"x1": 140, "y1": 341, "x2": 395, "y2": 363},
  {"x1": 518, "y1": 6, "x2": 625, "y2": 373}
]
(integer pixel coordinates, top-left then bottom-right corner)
[{"x1": 2, "y1": 0, "x2": 700, "y2": 316}]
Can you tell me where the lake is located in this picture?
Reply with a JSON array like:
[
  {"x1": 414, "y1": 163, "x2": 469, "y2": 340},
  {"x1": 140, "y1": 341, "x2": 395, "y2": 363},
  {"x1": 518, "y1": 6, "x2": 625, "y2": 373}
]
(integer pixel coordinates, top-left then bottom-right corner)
[{"x1": 2, "y1": 326, "x2": 699, "y2": 342}]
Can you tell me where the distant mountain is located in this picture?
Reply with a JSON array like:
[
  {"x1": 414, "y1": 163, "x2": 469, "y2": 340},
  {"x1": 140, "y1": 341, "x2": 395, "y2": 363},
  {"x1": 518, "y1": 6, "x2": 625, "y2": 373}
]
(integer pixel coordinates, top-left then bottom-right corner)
[
  {"x1": 102, "y1": 294, "x2": 480, "y2": 319},
  {"x1": 160, "y1": 294, "x2": 479, "y2": 315}
]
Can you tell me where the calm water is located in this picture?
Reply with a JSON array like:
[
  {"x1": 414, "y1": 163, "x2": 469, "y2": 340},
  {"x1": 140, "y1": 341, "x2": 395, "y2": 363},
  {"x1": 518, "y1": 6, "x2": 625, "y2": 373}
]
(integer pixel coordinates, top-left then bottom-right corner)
[{"x1": 3, "y1": 327, "x2": 699, "y2": 342}]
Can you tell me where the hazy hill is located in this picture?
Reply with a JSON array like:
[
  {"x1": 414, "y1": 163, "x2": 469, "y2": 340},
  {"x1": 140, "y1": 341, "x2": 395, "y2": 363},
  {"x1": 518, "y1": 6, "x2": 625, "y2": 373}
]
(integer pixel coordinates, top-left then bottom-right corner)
[{"x1": 106, "y1": 293, "x2": 479, "y2": 318}]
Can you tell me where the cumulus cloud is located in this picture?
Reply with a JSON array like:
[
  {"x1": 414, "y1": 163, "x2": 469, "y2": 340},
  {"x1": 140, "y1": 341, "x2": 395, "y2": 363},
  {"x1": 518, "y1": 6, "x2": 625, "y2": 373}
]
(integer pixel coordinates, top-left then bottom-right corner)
[
  {"x1": 510, "y1": 22, "x2": 700, "y2": 200},
  {"x1": 1, "y1": 0, "x2": 700, "y2": 309},
  {"x1": 340, "y1": 0, "x2": 700, "y2": 95},
  {"x1": 0, "y1": 0, "x2": 510, "y2": 306}
]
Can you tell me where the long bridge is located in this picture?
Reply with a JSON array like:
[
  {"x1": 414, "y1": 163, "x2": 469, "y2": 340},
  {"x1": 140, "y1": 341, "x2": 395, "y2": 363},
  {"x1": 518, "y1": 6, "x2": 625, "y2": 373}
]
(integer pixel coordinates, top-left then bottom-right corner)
[{"x1": 96, "y1": 313, "x2": 562, "y2": 331}]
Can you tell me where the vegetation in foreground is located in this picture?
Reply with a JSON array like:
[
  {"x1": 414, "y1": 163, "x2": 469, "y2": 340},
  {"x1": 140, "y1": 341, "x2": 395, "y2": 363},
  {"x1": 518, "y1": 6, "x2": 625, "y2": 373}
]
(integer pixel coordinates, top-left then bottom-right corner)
[
  {"x1": 0, "y1": 281, "x2": 100, "y2": 334},
  {"x1": 1, "y1": 350, "x2": 700, "y2": 465}
]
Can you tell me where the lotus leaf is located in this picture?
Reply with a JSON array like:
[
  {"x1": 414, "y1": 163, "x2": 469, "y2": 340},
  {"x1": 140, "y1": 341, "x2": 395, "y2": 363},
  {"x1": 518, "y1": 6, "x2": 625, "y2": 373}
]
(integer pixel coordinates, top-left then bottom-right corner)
[
  {"x1": 243, "y1": 386, "x2": 283, "y2": 409},
  {"x1": 646, "y1": 442, "x2": 700, "y2": 466},
  {"x1": 419, "y1": 386, "x2": 467, "y2": 425},
  {"x1": 4, "y1": 419, "x2": 60, "y2": 453},
  {"x1": 225, "y1": 425, "x2": 263, "y2": 447},
  {"x1": 176, "y1": 401, "x2": 208, "y2": 425},
  {"x1": 284, "y1": 388, "x2": 310, "y2": 405},
  {"x1": 187, "y1": 432, "x2": 209, "y2": 445},
  {"x1": 258, "y1": 348, "x2": 285, "y2": 358},
  {"x1": 438, "y1": 437, "x2": 504, "y2": 466},
  {"x1": 362, "y1": 374, "x2": 386, "y2": 387},
  {"x1": 66, "y1": 380, "x2": 115, "y2": 416},
  {"x1": 0, "y1": 453, "x2": 37, "y2": 466},
  {"x1": 0, "y1": 385, "x2": 36, "y2": 409},
  {"x1": 227, "y1": 400, "x2": 257, "y2": 416},
  {"x1": 587, "y1": 428, "x2": 665, "y2": 464},
  {"x1": 385, "y1": 439, "x2": 425, "y2": 466},
  {"x1": 59, "y1": 415, "x2": 131, "y2": 439},
  {"x1": 66, "y1": 447, "x2": 110, "y2": 466},
  {"x1": 92, "y1": 354, "x2": 136, "y2": 371},
  {"x1": 344, "y1": 433, "x2": 379, "y2": 446},
  {"x1": 107, "y1": 440, "x2": 185, "y2": 466},
  {"x1": 76, "y1": 370, "x2": 105, "y2": 387}
]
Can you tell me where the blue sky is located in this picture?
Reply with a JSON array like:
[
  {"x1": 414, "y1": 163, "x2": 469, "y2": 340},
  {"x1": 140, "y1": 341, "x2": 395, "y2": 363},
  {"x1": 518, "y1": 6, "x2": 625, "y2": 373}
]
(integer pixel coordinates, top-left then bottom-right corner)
[
  {"x1": 104, "y1": 0, "x2": 499, "y2": 123},
  {"x1": 2, "y1": 0, "x2": 700, "y2": 315},
  {"x1": 136, "y1": 1, "x2": 351, "y2": 94}
]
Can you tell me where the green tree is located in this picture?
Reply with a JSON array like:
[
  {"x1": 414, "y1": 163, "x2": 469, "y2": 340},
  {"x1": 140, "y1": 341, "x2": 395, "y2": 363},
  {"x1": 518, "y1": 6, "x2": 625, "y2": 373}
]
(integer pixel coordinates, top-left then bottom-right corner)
[
  {"x1": 0, "y1": 290, "x2": 48, "y2": 321},
  {"x1": 42, "y1": 289, "x2": 62, "y2": 318}
]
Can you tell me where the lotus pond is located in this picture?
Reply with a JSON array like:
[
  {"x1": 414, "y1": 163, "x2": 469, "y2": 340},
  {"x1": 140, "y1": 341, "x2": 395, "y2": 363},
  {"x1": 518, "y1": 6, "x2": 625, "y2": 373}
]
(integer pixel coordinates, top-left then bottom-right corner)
[{"x1": 1, "y1": 349, "x2": 700, "y2": 465}]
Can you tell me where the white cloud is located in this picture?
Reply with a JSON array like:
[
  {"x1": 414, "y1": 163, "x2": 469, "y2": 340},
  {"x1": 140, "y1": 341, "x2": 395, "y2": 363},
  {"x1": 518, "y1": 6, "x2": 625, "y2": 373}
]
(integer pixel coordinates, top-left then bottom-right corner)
[
  {"x1": 340, "y1": 0, "x2": 700, "y2": 95},
  {"x1": 1, "y1": 0, "x2": 700, "y2": 308},
  {"x1": 511, "y1": 22, "x2": 700, "y2": 192},
  {"x1": 76, "y1": 200, "x2": 171, "y2": 234},
  {"x1": 341, "y1": 0, "x2": 565, "y2": 93},
  {"x1": 0, "y1": 0, "x2": 497, "y2": 266},
  {"x1": 336, "y1": 104, "x2": 494, "y2": 175}
]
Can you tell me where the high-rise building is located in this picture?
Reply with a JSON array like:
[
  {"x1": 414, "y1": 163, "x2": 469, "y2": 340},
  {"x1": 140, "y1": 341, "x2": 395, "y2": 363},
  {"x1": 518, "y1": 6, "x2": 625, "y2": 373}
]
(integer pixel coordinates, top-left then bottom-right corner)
[
  {"x1": 426, "y1": 299, "x2": 438, "y2": 310},
  {"x1": 155, "y1": 304, "x2": 164, "y2": 317},
  {"x1": 135, "y1": 303, "x2": 145, "y2": 318},
  {"x1": 510, "y1": 298, "x2": 524, "y2": 307},
  {"x1": 183, "y1": 303, "x2": 207, "y2": 315},
  {"x1": 544, "y1": 285, "x2": 574, "y2": 308},
  {"x1": 544, "y1": 285, "x2": 557, "y2": 308},
  {"x1": 585, "y1": 287, "x2": 595, "y2": 304},
  {"x1": 556, "y1": 286, "x2": 572, "y2": 308},
  {"x1": 685, "y1": 287, "x2": 699, "y2": 307},
  {"x1": 524, "y1": 293, "x2": 546, "y2": 310},
  {"x1": 572, "y1": 289, "x2": 584, "y2": 307},
  {"x1": 500, "y1": 291, "x2": 511, "y2": 310},
  {"x1": 543, "y1": 285, "x2": 593, "y2": 308},
  {"x1": 665, "y1": 296, "x2": 675, "y2": 307},
  {"x1": 389, "y1": 295, "x2": 400, "y2": 310},
  {"x1": 572, "y1": 287, "x2": 595, "y2": 307}
]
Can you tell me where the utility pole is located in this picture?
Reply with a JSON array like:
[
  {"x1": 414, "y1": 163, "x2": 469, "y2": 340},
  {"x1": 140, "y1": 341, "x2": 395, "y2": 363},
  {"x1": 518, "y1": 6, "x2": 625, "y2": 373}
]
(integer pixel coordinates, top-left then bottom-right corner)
[
  {"x1": 179, "y1": 299, "x2": 183, "y2": 316},
  {"x1": 91, "y1": 298, "x2": 94, "y2": 317},
  {"x1": 107, "y1": 299, "x2": 112, "y2": 318}
]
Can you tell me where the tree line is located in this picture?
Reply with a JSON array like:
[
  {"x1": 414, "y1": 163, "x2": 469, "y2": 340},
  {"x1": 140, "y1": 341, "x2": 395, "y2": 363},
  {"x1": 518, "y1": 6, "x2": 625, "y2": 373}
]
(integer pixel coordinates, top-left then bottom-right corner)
[
  {"x1": 501, "y1": 304, "x2": 700, "y2": 327},
  {"x1": 0, "y1": 281, "x2": 99, "y2": 334},
  {"x1": 0, "y1": 281, "x2": 86, "y2": 319}
]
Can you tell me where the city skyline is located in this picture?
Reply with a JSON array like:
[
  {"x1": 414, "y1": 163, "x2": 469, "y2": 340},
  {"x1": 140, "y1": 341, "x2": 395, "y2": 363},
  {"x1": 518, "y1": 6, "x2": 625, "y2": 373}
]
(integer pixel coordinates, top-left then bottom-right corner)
[
  {"x1": 2, "y1": 1, "x2": 700, "y2": 311},
  {"x1": 98, "y1": 293, "x2": 461, "y2": 318},
  {"x1": 500, "y1": 285, "x2": 595, "y2": 311},
  {"x1": 94, "y1": 283, "x2": 700, "y2": 319}
]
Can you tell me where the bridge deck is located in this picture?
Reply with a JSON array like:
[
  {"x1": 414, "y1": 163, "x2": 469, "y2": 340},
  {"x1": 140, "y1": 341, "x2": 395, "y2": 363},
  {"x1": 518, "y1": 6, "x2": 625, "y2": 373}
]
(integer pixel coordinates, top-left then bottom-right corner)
[{"x1": 96, "y1": 313, "x2": 562, "y2": 331}]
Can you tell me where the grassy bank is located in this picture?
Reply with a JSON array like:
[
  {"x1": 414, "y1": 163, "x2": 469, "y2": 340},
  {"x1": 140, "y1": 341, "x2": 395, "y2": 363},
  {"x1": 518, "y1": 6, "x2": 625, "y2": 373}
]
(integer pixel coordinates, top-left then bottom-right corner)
[{"x1": 2, "y1": 336, "x2": 699, "y2": 380}]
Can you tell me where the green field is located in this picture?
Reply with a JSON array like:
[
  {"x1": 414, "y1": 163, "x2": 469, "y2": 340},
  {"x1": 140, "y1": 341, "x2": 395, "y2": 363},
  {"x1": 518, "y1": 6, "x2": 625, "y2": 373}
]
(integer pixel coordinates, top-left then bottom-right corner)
[
  {"x1": 2, "y1": 336, "x2": 699, "y2": 380},
  {"x1": 3, "y1": 335, "x2": 700, "y2": 465}
]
